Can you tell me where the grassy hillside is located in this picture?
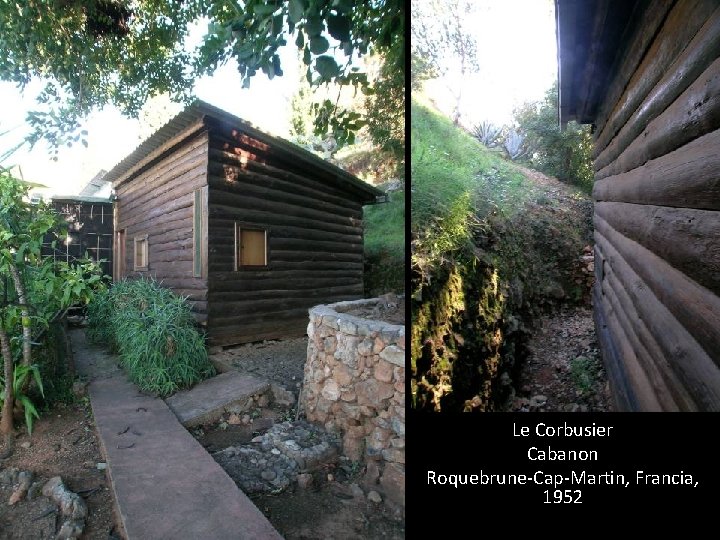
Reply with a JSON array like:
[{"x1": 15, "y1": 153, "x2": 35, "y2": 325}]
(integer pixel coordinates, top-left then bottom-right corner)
[
  {"x1": 364, "y1": 189, "x2": 404, "y2": 296},
  {"x1": 411, "y1": 98, "x2": 593, "y2": 412}
]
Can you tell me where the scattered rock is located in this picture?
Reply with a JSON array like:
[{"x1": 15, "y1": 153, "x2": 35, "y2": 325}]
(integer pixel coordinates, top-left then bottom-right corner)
[
  {"x1": 367, "y1": 490, "x2": 382, "y2": 504},
  {"x1": 20, "y1": 441, "x2": 31, "y2": 449},
  {"x1": 297, "y1": 473, "x2": 313, "y2": 489},
  {"x1": 9, "y1": 470, "x2": 33, "y2": 505},
  {"x1": 529, "y1": 395, "x2": 547, "y2": 407},
  {"x1": 96, "y1": 463, "x2": 107, "y2": 470},
  {"x1": 42, "y1": 476, "x2": 88, "y2": 539},
  {"x1": 349, "y1": 483, "x2": 364, "y2": 499},
  {"x1": 271, "y1": 384, "x2": 295, "y2": 407},
  {"x1": 227, "y1": 413, "x2": 242, "y2": 425}
]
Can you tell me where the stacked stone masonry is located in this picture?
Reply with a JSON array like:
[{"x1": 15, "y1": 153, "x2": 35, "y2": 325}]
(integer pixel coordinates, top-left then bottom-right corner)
[{"x1": 303, "y1": 298, "x2": 405, "y2": 508}]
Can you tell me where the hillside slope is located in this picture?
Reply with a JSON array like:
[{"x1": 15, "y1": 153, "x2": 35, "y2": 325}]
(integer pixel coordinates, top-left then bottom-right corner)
[{"x1": 411, "y1": 100, "x2": 598, "y2": 411}]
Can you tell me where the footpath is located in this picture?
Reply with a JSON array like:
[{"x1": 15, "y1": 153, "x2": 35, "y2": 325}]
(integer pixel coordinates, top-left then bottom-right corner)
[{"x1": 70, "y1": 329, "x2": 282, "y2": 539}]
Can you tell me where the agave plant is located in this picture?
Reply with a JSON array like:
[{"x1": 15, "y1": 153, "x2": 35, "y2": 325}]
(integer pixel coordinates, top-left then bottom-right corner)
[
  {"x1": 504, "y1": 129, "x2": 530, "y2": 161},
  {"x1": 472, "y1": 121, "x2": 503, "y2": 147}
]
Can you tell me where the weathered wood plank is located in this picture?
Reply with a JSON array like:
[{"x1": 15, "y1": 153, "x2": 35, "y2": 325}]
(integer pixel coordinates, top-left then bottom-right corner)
[
  {"x1": 596, "y1": 56, "x2": 720, "y2": 179},
  {"x1": 209, "y1": 225, "x2": 362, "y2": 245},
  {"x1": 208, "y1": 174, "x2": 362, "y2": 219},
  {"x1": 593, "y1": 0, "x2": 675, "y2": 137},
  {"x1": 206, "y1": 285, "x2": 363, "y2": 303},
  {"x1": 598, "y1": 288, "x2": 663, "y2": 411},
  {"x1": 595, "y1": 229, "x2": 720, "y2": 410},
  {"x1": 594, "y1": 0, "x2": 716, "y2": 155},
  {"x1": 594, "y1": 214, "x2": 720, "y2": 364},
  {"x1": 207, "y1": 193, "x2": 359, "y2": 229},
  {"x1": 592, "y1": 281, "x2": 637, "y2": 411},
  {"x1": 118, "y1": 136, "x2": 209, "y2": 202},
  {"x1": 595, "y1": 238, "x2": 697, "y2": 411},
  {"x1": 114, "y1": 122, "x2": 207, "y2": 188},
  {"x1": 208, "y1": 212, "x2": 362, "y2": 237},
  {"x1": 593, "y1": 128, "x2": 720, "y2": 210},
  {"x1": 207, "y1": 163, "x2": 360, "y2": 212},
  {"x1": 595, "y1": 5, "x2": 720, "y2": 170},
  {"x1": 596, "y1": 202, "x2": 720, "y2": 295}
]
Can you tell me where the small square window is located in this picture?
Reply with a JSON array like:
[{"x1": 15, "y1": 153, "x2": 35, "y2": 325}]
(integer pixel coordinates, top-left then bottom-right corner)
[
  {"x1": 235, "y1": 226, "x2": 267, "y2": 269},
  {"x1": 134, "y1": 235, "x2": 148, "y2": 271}
]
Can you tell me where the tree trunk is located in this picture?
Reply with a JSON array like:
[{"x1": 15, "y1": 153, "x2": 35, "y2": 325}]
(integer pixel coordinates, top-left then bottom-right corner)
[
  {"x1": 8, "y1": 261, "x2": 31, "y2": 367},
  {"x1": 0, "y1": 322, "x2": 15, "y2": 458}
]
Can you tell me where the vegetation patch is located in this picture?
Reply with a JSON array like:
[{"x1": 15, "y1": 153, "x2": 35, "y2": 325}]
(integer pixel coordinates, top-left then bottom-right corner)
[
  {"x1": 411, "y1": 101, "x2": 593, "y2": 412},
  {"x1": 87, "y1": 278, "x2": 215, "y2": 396},
  {"x1": 363, "y1": 190, "x2": 405, "y2": 296}
]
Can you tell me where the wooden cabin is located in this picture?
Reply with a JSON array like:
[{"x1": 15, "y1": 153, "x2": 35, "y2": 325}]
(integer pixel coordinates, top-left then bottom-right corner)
[
  {"x1": 557, "y1": 0, "x2": 720, "y2": 411},
  {"x1": 104, "y1": 100, "x2": 383, "y2": 346},
  {"x1": 41, "y1": 196, "x2": 114, "y2": 278}
]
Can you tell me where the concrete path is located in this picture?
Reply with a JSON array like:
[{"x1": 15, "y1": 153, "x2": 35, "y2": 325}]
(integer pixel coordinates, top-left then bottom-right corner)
[
  {"x1": 71, "y1": 329, "x2": 283, "y2": 540},
  {"x1": 166, "y1": 371, "x2": 269, "y2": 428}
]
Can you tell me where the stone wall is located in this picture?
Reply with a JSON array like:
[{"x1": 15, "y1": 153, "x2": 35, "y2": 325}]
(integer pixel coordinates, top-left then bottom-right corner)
[{"x1": 303, "y1": 298, "x2": 405, "y2": 509}]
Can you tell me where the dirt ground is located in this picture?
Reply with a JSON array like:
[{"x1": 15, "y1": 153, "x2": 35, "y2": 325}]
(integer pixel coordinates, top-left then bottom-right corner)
[
  {"x1": 505, "y1": 305, "x2": 612, "y2": 412},
  {"x1": 197, "y1": 338, "x2": 406, "y2": 540},
  {"x1": 0, "y1": 402, "x2": 120, "y2": 540}
]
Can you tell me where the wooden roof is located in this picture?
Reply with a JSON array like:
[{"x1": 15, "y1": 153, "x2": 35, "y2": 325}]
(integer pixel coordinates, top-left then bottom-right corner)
[
  {"x1": 104, "y1": 100, "x2": 383, "y2": 203},
  {"x1": 555, "y1": 0, "x2": 646, "y2": 126}
]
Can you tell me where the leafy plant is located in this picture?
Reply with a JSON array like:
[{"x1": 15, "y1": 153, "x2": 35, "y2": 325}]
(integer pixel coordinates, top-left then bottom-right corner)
[
  {"x1": 570, "y1": 356, "x2": 600, "y2": 396},
  {"x1": 472, "y1": 121, "x2": 503, "y2": 148},
  {"x1": 0, "y1": 363, "x2": 44, "y2": 435},
  {"x1": 87, "y1": 278, "x2": 215, "y2": 396},
  {"x1": 503, "y1": 129, "x2": 530, "y2": 161}
]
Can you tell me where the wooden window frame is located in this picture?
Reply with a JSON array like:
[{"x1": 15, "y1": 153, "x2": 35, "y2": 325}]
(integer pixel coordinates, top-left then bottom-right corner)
[
  {"x1": 234, "y1": 224, "x2": 268, "y2": 270},
  {"x1": 134, "y1": 234, "x2": 149, "y2": 272}
]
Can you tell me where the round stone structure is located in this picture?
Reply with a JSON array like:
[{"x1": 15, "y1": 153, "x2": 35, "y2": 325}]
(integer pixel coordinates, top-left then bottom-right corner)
[{"x1": 303, "y1": 297, "x2": 405, "y2": 509}]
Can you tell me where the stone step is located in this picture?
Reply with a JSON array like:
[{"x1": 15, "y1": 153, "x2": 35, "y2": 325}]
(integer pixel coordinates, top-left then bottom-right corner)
[{"x1": 165, "y1": 371, "x2": 270, "y2": 428}]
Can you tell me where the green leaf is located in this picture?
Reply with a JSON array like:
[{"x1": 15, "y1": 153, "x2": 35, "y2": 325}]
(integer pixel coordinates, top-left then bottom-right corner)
[
  {"x1": 254, "y1": 4, "x2": 277, "y2": 16},
  {"x1": 327, "y1": 14, "x2": 350, "y2": 42},
  {"x1": 315, "y1": 55, "x2": 339, "y2": 81},
  {"x1": 288, "y1": 0, "x2": 306, "y2": 24},
  {"x1": 295, "y1": 31, "x2": 304, "y2": 49},
  {"x1": 303, "y1": 46, "x2": 311, "y2": 66},
  {"x1": 305, "y1": 16, "x2": 324, "y2": 36},
  {"x1": 309, "y1": 36, "x2": 329, "y2": 54}
]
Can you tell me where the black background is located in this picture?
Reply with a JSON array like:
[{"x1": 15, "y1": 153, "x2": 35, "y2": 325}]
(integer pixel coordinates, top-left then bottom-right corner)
[{"x1": 405, "y1": 413, "x2": 720, "y2": 528}]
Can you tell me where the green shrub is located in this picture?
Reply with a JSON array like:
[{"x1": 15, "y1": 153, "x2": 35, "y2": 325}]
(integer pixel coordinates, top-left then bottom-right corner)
[
  {"x1": 364, "y1": 190, "x2": 405, "y2": 295},
  {"x1": 87, "y1": 278, "x2": 215, "y2": 396}
]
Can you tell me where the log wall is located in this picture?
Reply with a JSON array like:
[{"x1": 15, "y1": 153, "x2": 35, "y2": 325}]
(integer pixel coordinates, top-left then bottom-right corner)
[
  {"x1": 205, "y1": 118, "x2": 366, "y2": 346},
  {"x1": 114, "y1": 131, "x2": 210, "y2": 323},
  {"x1": 592, "y1": 0, "x2": 720, "y2": 410}
]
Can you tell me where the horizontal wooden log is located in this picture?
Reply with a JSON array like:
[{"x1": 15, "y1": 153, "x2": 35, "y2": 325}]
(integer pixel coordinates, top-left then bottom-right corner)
[
  {"x1": 593, "y1": 128, "x2": 720, "y2": 210},
  {"x1": 149, "y1": 248, "x2": 193, "y2": 263},
  {"x1": 207, "y1": 145, "x2": 373, "y2": 204},
  {"x1": 207, "y1": 162, "x2": 360, "y2": 212},
  {"x1": 594, "y1": 0, "x2": 717, "y2": 156},
  {"x1": 596, "y1": 202, "x2": 720, "y2": 295},
  {"x1": 143, "y1": 260, "x2": 193, "y2": 275},
  {"x1": 260, "y1": 250, "x2": 363, "y2": 263},
  {"x1": 209, "y1": 268, "x2": 362, "y2": 281},
  {"x1": 598, "y1": 286, "x2": 663, "y2": 411},
  {"x1": 206, "y1": 118, "x2": 378, "y2": 203},
  {"x1": 208, "y1": 235, "x2": 362, "y2": 255},
  {"x1": 148, "y1": 227, "x2": 193, "y2": 248},
  {"x1": 209, "y1": 225, "x2": 362, "y2": 245},
  {"x1": 118, "y1": 135, "x2": 208, "y2": 202},
  {"x1": 208, "y1": 213, "x2": 362, "y2": 237},
  {"x1": 207, "y1": 284, "x2": 363, "y2": 303},
  {"x1": 208, "y1": 258, "x2": 363, "y2": 272},
  {"x1": 595, "y1": 229, "x2": 720, "y2": 409},
  {"x1": 596, "y1": 56, "x2": 720, "y2": 179},
  {"x1": 210, "y1": 307, "x2": 314, "y2": 326},
  {"x1": 208, "y1": 294, "x2": 363, "y2": 316},
  {"x1": 209, "y1": 277, "x2": 362, "y2": 293},
  {"x1": 595, "y1": 239, "x2": 696, "y2": 410},
  {"x1": 592, "y1": 283, "x2": 637, "y2": 411},
  {"x1": 595, "y1": 5, "x2": 720, "y2": 170},
  {"x1": 593, "y1": 0, "x2": 676, "y2": 137},
  {"x1": 118, "y1": 173, "x2": 204, "y2": 229},
  {"x1": 208, "y1": 173, "x2": 362, "y2": 219},
  {"x1": 594, "y1": 214, "x2": 720, "y2": 364},
  {"x1": 119, "y1": 199, "x2": 193, "y2": 234},
  {"x1": 114, "y1": 122, "x2": 206, "y2": 187},
  {"x1": 207, "y1": 192, "x2": 358, "y2": 229},
  {"x1": 207, "y1": 320, "x2": 308, "y2": 346}
]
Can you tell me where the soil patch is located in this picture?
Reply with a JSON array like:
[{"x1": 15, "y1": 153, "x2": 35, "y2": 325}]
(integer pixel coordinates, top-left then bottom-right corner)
[
  {"x1": 200, "y1": 338, "x2": 405, "y2": 539},
  {"x1": 342, "y1": 294, "x2": 405, "y2": 325},
  {"x1": 0, "y1": 402, "x2": 120, "y2": 539},
  {"x1": 506, "y1": 306, "x2": 612, "y2": 412}
]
